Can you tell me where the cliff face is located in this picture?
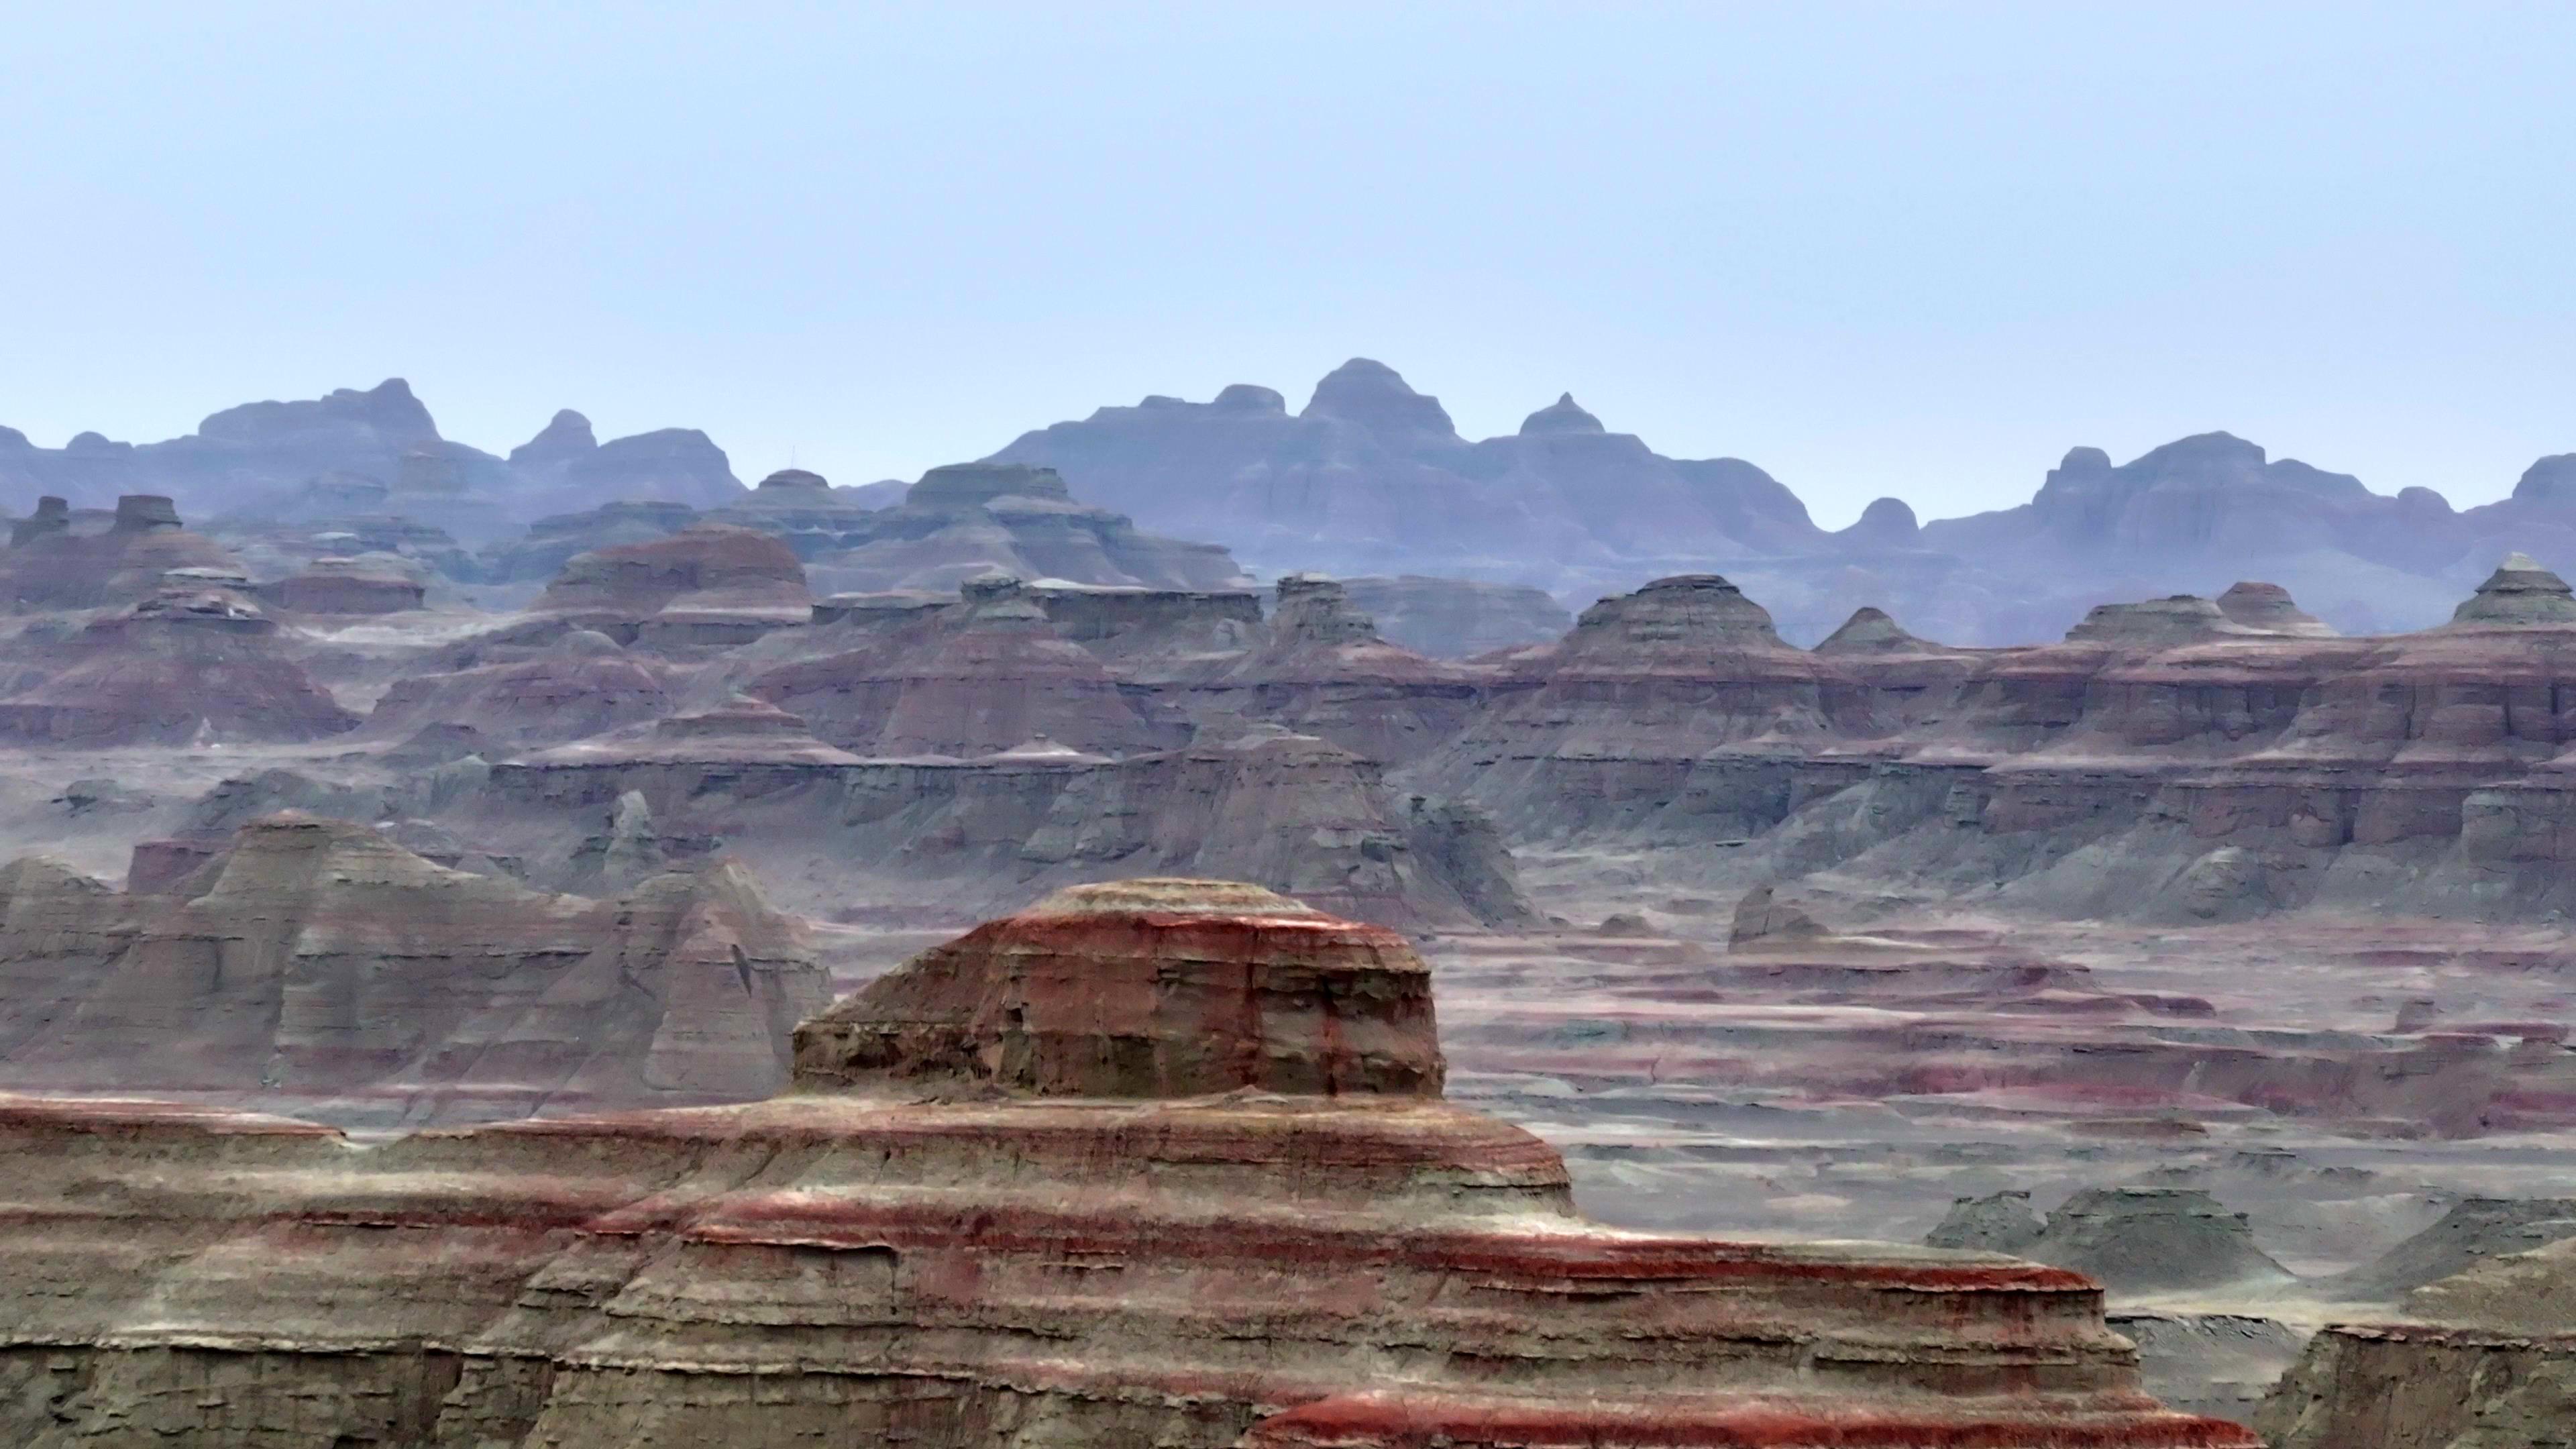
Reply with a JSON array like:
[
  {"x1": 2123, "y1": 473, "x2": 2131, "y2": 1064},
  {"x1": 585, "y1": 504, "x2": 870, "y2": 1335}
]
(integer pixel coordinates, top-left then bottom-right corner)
[
  {"x1": 2260, "y1": 1233, "x2": 2576, "y2": 1448},
  {"x1": 488, "y1": 719, "x2": 1533, "y2": 932},
  {"x1": 0, "y1": 879, "x2": 2250, "y2": 1448},
  {"x1": 0, "y1": 813, "x2": 827, "y2": 1128}
]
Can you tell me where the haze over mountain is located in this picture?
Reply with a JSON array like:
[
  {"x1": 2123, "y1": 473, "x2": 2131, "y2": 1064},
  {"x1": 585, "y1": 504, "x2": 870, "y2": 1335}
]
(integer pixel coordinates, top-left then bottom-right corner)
[{"x1": 10, "y1": 363, "x2": 2576, "y2": 642}]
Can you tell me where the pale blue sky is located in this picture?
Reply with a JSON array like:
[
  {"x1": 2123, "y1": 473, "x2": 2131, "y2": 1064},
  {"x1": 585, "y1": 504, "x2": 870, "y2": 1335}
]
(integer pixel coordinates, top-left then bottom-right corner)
[{"x1": 2, "y1": 3, "x2": 2569, "y2": 525}]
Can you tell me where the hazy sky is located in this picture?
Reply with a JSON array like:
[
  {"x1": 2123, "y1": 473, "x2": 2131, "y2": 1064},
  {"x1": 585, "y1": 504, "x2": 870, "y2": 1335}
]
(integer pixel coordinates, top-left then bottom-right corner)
[{"x1": 3, "y1": 3, "x2": 2569, "y2": 527}]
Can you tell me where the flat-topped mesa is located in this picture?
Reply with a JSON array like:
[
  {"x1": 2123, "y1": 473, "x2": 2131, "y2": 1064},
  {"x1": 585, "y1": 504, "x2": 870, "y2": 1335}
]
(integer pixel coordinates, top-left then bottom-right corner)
[
  {"x1": 751, "y1": 466, "x2": 833, "y2": 498},
  {"x1": 2451, "y1": 550, "x2": 2576, "y2": 625},
  {"x1": 2063, "y1": 594, "x2": 2251, "y2": 645},
  {"x1": 793, "y1": 879, "x2": 1445, "y2": 1098},
  {"x1": 908, "y1": 460, "x2": 1076, "y2": 511},
  {"x1": 2215, "y1": 580, "x2": 2337, "y2": 636},
  {"x1": 1270, "y1": 572, "x2": 1385, "y2": 650},
  {"x1": 110, "y1": 492, "x2": 181, "y2": 533},
  {"x1": 535, "y1": 522, "x2": 812, "y2": 645},
  {"x1": 9, "y1": 494, "x2": 68, "y2": 545}
]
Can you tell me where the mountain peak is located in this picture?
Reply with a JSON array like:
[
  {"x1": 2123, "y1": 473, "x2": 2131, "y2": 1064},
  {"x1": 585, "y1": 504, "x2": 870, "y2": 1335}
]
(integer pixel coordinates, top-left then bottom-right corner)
[
  {"x1": 1519, "y1": 392, "x2": 1605, "y2": 436},
  {"x1": 509, "y1": 409, "x2": 598, "y2": 469},
  {"x1": 1301, "y1": 359, "x2": 1457, "y2": 438}
]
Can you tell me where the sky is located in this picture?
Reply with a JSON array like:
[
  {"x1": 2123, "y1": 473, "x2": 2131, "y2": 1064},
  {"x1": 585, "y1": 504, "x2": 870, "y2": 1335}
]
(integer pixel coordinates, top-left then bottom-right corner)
[{"x1": 1, "y1": 3, "x2": 2570, "y2": 528}]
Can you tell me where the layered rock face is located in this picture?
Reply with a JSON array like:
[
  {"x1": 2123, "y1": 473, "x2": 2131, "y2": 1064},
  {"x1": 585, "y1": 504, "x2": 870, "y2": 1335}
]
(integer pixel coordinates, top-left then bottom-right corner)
[
  {"x1": 0, "y1": 813, "x2": 827, "y2": 1126},
  {"x1": 746, "y1": 573, "x2": 1177, "y2": 758},
  {"x1": 0, "y1": 880, "x2": 2249, "y2": 1448},
  {"x1": 535, "y1": 523, "x2": 812, "y2": 645},
  {"x1": 1176, "y1": 575, "x2": 1482, "y2": 767},
  {"x1": 2260, "y1": 1233, "x2": 2576, "y2": 1447},
  {"x1": 0, "y1": 586, "x2": 360, "y2": 745},
  {"x1": 362, "y1": 628, "x2": 678, "y2": 749},
  {"x1": 794, "y1": 879, "x2": 1445, "y2": 1097},
  {"x1": 0, "y1": 493, "x2": 249, "y2": 610},
  {"x1": 489, "y1": 720, "x2": 1532, "y2": 931},
  {"x1": 1426, "y1": 574, "x2": 1874, "y2": 835}
]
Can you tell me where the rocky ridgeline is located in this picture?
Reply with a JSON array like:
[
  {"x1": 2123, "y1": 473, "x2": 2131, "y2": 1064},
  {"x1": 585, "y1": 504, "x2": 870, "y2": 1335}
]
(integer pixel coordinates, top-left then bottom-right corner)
[{"x1": 0, "y1": 878, "x2": 2251, "y2": 1447}]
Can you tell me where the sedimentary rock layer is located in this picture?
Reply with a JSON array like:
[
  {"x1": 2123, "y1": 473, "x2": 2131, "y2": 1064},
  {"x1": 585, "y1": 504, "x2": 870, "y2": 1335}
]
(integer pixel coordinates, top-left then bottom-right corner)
[{"x1": 0, "y1": 881, "x2": 2251, "y2": 1448}]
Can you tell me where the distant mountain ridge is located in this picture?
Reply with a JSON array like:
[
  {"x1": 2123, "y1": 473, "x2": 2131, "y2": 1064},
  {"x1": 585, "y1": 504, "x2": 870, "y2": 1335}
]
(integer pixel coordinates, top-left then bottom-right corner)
[
  {"x1": 8, "y1": 362, "x2": 2573, "y2": 642},
  {"x1": 0, "y1": 379, "x2": 750, "y2": 543},
  {"x1": 987, "y1": 358, "x2": 2576, "y2": 641}
]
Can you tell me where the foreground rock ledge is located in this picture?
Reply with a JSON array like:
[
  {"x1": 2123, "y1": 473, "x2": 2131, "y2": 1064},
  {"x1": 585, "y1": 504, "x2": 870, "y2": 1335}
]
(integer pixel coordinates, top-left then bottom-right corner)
[{"x1": 0, "y1": 881, "x2": 2251, "y2": 1448}]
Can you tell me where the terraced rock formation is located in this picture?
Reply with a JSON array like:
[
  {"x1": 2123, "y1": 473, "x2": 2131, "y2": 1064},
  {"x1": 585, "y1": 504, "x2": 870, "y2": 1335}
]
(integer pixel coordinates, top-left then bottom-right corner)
[{"x1": 0, "y1": 879, "x2": 2251, "y2": 1448}]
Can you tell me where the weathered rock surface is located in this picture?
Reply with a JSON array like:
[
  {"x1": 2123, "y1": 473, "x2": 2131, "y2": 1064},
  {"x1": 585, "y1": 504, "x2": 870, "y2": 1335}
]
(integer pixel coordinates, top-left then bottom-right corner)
[
  {"x1": 0, "y1": 880, "x2": 2251, "y2": 1448},
  {"x1": 0, "y1": 813, "x2": 827, "y2": 1126},
  {"x1": 747, "y1": 573, "x2": 1175, "y2": 758},
  {"x1": 2014, "y1": 1187, "x2": 2294, "y2": 1297},
  {"x1": 488, "y1": 721, "x2": 1534, "y2": 932},
  {"x1": 0, "y1": 494, "x2": 248, "y2": 610},
  {"x1": 362, "y1": 628, "x2": 678, "y2": 748},
  {"x1": 536, "y1": 523, "x2": 812, "y2": 645},
  {"x1": 794, "y1": 879, "x2": 1444, "y2": 1097},
  {"x1": 0, "y1": 586, "x2": 360, "y2": 745},
  {"x1": 2260, "y1": 1228, "x2": 2576, "y2": 1448}
]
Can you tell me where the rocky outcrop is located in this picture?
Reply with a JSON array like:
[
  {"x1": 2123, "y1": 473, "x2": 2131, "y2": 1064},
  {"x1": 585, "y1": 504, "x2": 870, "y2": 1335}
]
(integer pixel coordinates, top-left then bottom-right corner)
[
  {"x1": 792, "y1": 879, "x2": 1444, "y2": 1097},
  {"x1": 2260, "y1": 1232, "x2": 2576, "y2": 1447},
  {"x1": 0, "y1": 586, "x2": 360, "y2": 745},
  {"x1": 2452, "y1": 551, "x2": 2576, "y2": 625},
  {"x1": 2216, "y1": 580, "x2": 2335, "y2": 635},
  {"x1": 476, "y1": 498, "x2": 702, "y2": 582},
  {"x1": 2326, "y1": 1196, "x2": 2576, "y2": 1303},
  {"x1": 517, "y1": 423, "x2": 747, "y2": 515},
  {"x1": 1926, "y1": 1189, "x2": 2046, "y2": 1254},
  {"x1": 747, "y1": 574, "x2": 1175, "y2": 758},
  {"x1": 535, "y1": 523, "x2": 812, "y2": 645},
  {"x1": 0, "y1": 493, "x2": 248, "y2": 610},
  {"x1": 0, "y1": 813, "x2": 827, "y2": 1126},
  {"x1": 1181, "y1": 575, "x2": 1481, "y2": 766},
  {"x1": 1727, "y1": 883, "x2": 1827, "y2": 947},
  {"x1": 2014, "y1": 1187, "x2": 2294, "y2": 1296},
  {"x1": 1426, "y1": 574, "x2": 1876, "y2": 835},
  {"x1": 363, "y1": 628, "x2": 676, "y2": 749},
  {"x1": 0, "y1": 882, "x2": 2251, "y2": 1448}
]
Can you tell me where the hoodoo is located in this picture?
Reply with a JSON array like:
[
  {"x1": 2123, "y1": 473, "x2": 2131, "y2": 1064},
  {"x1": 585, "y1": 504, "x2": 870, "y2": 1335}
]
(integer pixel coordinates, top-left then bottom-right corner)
[{"x1": 0, "y1": 878, "x2": 2251, "y2": 1446}]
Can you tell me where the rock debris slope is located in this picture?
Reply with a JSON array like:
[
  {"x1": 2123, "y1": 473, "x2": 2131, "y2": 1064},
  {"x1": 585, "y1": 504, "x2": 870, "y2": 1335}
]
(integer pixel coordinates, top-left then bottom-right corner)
[{"x1": 0, "y1": 878, "x2": 2250, "y2": 1448}]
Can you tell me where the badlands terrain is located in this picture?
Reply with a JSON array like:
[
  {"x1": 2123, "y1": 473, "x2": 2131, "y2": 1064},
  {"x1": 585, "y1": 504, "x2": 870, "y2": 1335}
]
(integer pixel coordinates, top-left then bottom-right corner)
[{"x1": 0, "y1": 377, "x2": 2573, "y2": 1440}]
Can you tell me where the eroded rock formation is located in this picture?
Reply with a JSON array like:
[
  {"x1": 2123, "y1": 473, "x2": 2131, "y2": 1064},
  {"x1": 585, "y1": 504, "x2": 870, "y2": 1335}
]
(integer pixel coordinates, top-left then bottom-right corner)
[
  {"x1": 0, "y1": 812, "x2": 826, "y2": 1126},
  {"x1": 0, "y1": 879, "x2": 2252, "y2": 1447}
]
